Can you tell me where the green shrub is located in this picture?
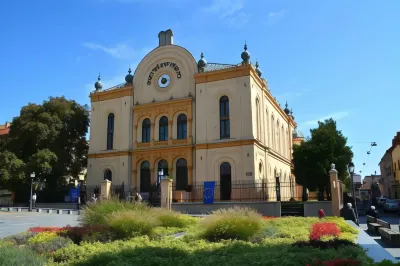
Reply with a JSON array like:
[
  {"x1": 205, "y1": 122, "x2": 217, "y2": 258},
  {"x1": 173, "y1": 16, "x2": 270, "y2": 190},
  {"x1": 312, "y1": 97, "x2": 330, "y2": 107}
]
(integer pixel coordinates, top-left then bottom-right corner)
[
  {"x1": 0, "y1": 244, "x2": 45, "y2": 266},
  {"x1": 107, "y1": 210, "x2": 160, "y2": 238},
  {"x1": 48, "y1": 237, "x2": 372, "y2": 266},
  {"x1": 154, "y1": 208, "x2": 198, "y2": 228},
  {"x1": 199, "y1": 206, "x2": 263, "y2": 241},
  {"x1": 28, "y1": 237, "x2": 73, "y2": 254},
  {"x1": 80, "y1": 199, "x2": 150, "y2": 226},
  {"x1": 28, "y1": 232, "x2": 58, "y2": 244},
  {"x1": 4, "y1": 231, "x2": 37, "y2": 246},
  {"x1": 322, "y1": 217, "x2": 359, "y2": 235}
]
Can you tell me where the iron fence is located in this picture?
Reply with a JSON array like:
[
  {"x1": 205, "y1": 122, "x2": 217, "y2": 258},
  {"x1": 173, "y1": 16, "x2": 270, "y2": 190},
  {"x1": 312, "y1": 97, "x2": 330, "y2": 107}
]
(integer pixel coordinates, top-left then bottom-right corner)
[{"x1": 171, "y1": 180, "x2": 322, "y2": 203}]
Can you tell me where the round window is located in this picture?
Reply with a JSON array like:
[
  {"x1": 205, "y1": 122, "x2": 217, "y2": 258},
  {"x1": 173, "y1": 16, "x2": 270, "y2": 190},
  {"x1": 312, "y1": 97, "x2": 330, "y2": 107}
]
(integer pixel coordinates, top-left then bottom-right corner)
[{"x1": 158, "y1": 74, "x2": 171, "y2": 88}]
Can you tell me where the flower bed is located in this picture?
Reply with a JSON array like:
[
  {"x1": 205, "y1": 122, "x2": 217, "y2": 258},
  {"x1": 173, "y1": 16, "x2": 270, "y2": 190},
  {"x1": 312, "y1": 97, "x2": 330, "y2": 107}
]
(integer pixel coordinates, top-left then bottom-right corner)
[{"x1": 2, "y1": 203, "x2": 400, "y2": 265}]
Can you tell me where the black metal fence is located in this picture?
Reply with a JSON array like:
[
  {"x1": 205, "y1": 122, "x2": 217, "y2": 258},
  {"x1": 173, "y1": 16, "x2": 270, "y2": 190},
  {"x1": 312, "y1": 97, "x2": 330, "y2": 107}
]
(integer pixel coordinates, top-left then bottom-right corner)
[{"x1": 171, "y1": 180, "x2": 321, "y2": 203}]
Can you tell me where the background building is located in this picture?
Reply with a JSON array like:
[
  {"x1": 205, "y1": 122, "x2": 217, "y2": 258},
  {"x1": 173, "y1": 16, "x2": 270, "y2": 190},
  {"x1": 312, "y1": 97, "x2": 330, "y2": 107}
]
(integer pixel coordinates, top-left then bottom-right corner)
[
  {"x1": 379, "y1": 150, "x2": 394, "y2": 198},
  {"x1": 87, "y1": 30, "x2": 299, "y2": 201}
]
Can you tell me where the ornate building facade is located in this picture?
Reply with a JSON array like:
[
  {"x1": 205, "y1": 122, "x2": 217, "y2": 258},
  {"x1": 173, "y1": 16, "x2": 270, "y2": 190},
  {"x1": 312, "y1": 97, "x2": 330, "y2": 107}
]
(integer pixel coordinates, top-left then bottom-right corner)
[{"x1": 87, "y1": 30, "x2": 299, "y2": 200}]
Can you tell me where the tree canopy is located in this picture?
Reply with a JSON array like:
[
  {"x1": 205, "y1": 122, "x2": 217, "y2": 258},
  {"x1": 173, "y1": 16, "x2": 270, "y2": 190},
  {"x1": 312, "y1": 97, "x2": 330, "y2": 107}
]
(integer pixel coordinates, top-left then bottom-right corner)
[
  {"x1": 0, "y1": 97, "x2": 89, "y2": 191},
  {"x1": 292, "y1": 118, "x2": 353, "y2": 192}
]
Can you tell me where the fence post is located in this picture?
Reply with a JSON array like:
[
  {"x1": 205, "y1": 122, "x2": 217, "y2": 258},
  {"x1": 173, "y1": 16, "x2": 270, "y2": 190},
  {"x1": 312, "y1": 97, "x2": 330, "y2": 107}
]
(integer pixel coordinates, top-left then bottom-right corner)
[{"x1": 276, "y1": 176, "x2": 281, "y2": 201}]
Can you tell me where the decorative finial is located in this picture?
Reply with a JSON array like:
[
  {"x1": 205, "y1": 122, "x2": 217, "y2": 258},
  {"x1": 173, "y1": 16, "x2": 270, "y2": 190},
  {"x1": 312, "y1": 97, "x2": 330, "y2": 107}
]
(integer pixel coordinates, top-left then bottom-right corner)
[
  {"x1": 241, "y1": 42, "x2": 250, "y2": 65},
  {"x1": 98, "y1": 73, "x2": 101, "y2": 80},
  {"x1": 244, "y1": 41, "x2": 247, "y2": 51},
  {"x1": 94, "y1": 73, "x2": 103, "y2": 90},
  {"x1": 255, "y1": 59, "x2": 262, "y2": 77},
  {"x1": 125, "y1": 66, "x2": 133, "y2": 83},
  {"x1": 255, "y1": 60, "x2": 259, "y2": 68},
  {"x1": 197, "y1": 52, "x2": 207, "y2": 72},
  {"x1": 284, "y1": 101, "x2": 290, "y2": 115}
]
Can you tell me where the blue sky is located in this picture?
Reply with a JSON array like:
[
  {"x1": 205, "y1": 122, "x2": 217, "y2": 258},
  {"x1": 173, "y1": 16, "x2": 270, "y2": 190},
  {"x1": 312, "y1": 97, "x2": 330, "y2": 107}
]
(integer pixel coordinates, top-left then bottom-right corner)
[{"x1": 0, "y1": 0, "x2": 399, "y2": 178}]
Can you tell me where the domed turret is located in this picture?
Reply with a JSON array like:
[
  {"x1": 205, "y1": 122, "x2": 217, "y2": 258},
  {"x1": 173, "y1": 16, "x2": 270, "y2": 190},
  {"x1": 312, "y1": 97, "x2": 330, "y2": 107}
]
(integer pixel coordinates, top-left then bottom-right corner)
[
  {"x1": 125, "y1": 67, "x2": 133, "y2": 84},
  {"x1": 94, "y1": 73, "x2": 102, "y2": 91},
  {"x1": 284, "y1": 101, "x2": 290, "y2": 115},
  {"x1": 255, "y1": 60, "x2": 262, "y2": 77},
  {"x1": 197, "y1": 52, "x2": 207, "y2": 73},
  {"x1": 241, "y1": 42, "x2": 250, "y2": 65}
]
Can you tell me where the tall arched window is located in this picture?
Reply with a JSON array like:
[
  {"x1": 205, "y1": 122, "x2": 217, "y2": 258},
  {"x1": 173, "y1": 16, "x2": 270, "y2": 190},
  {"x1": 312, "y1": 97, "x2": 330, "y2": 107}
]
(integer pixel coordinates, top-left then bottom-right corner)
[
  {"x1": 219, "y1": 96, "x2": 230, "y2": 139},
  {"x1": 104, "y1": 169, "x2": 112, "y2": 181},
  {"x1": 140, "y1": 161, "x2": 151, "y2": 192},
  {"x1": 256, "y1": 99, "x2": 260, "y2": 140},
  {"x1": 271, "y1": 115, "x2": 275, "y2": 150},
  {"x1": 277, "y1": 121, "x2": 280, "y2": 152},
  {"x1": 107, "y1": 113, "x2": 114, "y2": 150},
  {"x1": 142, "y1": 118, "x2": 151, "y2": 143},
  {"x1": 177, "y1": 114, "x2": 187, "y2": 139},
  {"x1": 159, "y1": 116, "x2": 168, "y2": 141},
  {"x1": 157, "y1": 159, "x2": 168, "y2": 184},
  {"x1": 265, "y1": 109, "x2": 269, "y2": 147},
  {"x1": 281, "y1": 126, "x2": 284, "y2": 155},
  {"x1": 220, "y1": 162, "x2": 232, "y2": 200},
  {"x1": 176, "y1": 158, "x2": 188, "y2": 190}
]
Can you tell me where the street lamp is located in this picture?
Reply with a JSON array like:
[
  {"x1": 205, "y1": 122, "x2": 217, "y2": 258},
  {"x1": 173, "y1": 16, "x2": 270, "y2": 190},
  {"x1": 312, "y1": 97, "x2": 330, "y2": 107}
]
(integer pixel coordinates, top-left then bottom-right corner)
[
  {"x1": 348, "y1": 162, "x2": 359, "y2": 225},
  {"x1": 29, "y1": 172, "x2": 35, "y2": 212}
]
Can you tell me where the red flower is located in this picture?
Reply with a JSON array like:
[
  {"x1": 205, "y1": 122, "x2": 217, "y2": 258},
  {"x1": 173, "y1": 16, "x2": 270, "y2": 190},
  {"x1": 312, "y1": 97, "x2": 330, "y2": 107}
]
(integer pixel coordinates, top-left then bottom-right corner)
[
  {"x1": 318, "y1": 209, "x2": 325, "y2": 219},
  {"x1": 309, "y1": 222, "x2": 340, "y2": 241},
  {"x1": 307, "y1": 259, "x2": 361, "y2": 266},
  {"x1": 262, "y1": 216, "x2": 276, "y2": 220},
  {"x1": 28, "y1": 227, "x2": 63, "y2": 233}
]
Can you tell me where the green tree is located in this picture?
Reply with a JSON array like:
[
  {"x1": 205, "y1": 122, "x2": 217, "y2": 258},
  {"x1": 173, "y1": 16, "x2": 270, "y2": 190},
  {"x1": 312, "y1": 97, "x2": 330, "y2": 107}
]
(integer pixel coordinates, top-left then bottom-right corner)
[
  {"x1": 5, "y1": 97, "x2": 89, "y2": 189},
  {"x1": 293, "y1": 118, "x2": 353, "y2": 200},
  {"x1": 0, "y1": 151, "x2": 26, "y2": 189}
]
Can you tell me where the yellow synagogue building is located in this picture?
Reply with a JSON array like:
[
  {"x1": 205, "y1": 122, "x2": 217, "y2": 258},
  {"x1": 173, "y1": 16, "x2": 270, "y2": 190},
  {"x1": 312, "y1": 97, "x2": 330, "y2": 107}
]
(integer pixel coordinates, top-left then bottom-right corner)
[{"x1": 87, "y1": 29, "x2": 304, "y2": 201}]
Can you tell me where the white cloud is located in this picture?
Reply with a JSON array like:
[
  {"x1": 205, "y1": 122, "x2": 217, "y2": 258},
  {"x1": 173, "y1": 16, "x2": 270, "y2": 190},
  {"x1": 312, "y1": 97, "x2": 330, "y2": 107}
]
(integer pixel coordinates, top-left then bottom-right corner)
[
  {"x1": 267, "y1": 9, "x2": 286, "y2": 25},
  {"x1": 82, "y1": 42, "x2": 135, "y2": 59},
  {"x1": 302, "y1": 111, "x2": 350, "y2": 126},
  {"x1": 204, "y1": 0, "x2": 248, "y2": 26}
]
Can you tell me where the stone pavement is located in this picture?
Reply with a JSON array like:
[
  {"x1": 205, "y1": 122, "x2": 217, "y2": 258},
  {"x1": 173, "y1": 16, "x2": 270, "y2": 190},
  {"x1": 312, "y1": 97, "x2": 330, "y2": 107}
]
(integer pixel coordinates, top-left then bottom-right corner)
[
  {"x1": 359, "y1": 212, "x2": 400, "y2": 260},
  {"x1": 0, "y1": 211, "x2": 79, "y2": 238}
]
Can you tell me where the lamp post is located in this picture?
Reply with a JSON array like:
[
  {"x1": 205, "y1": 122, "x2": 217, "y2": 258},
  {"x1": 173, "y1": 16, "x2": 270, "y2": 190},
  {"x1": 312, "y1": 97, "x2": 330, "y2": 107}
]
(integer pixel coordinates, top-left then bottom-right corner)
[
  {"x1": 29, "y1": 172, "x2": 35, "y2": 212},
  {"x1": 348, "y1": 162, "x2": 359, "y2": 226}
]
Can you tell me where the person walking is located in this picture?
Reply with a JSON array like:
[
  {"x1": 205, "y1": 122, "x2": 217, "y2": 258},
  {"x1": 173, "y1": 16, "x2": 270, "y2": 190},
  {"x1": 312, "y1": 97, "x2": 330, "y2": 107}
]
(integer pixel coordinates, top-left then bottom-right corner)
[
  {"x1": 318, "y1": 209, "x2": 326, "y2": 219},
  {"x1": 134, "y1": 192, "x2": 143, "y2": 203},
  {"x1": 32, "y1": 193, "x2": 37, "y2": 208},
  {"x1": 343, "y1": 203, "x2": 358, "y2": 225}
]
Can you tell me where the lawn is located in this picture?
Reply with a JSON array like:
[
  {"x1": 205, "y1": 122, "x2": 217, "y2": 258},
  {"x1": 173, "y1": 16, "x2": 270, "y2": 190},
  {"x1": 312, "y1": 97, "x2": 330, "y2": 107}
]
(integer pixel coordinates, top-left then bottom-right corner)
[{"x1": 1, "y1": 200, "x2": 399, "y2": 266}]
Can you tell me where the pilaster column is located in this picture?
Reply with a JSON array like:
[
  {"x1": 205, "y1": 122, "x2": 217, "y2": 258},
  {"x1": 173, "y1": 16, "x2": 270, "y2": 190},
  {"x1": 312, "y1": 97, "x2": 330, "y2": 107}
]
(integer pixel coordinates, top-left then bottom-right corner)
[
  {"x1": 150, "y1": 122, "x2": 155, "y2": 146},
  {"x1": 168, "y1": 120, "x2": 173, "y2": 145},
  {"x1": 188, "y1": 165, "x2": 193, "y2": 185},
  {"x1": 188, "y1": 118, "x2": 193, "y2": 143},
  {"x1": 132, "y1": 169, "x2": 137, "y2": 189}
]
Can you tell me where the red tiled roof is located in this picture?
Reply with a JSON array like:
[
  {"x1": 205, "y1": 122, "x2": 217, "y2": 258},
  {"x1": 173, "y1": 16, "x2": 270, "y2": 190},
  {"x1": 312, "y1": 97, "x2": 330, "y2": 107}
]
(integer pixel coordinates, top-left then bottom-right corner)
[{"x1": 0, "y1": 127, "x2": 9, "y2": 136}]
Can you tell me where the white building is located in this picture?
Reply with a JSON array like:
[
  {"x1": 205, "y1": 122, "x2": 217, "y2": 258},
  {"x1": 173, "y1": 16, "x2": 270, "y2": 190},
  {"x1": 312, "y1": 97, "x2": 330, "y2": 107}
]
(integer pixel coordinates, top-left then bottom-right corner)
[{"x1": 86, "y1": 30, "x2": 298, "y2": 201}]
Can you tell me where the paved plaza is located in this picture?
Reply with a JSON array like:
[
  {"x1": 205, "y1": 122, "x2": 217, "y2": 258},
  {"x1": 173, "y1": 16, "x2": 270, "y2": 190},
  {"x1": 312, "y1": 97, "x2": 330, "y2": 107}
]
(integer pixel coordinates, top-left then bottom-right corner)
[{"x1": 0, "y1": 211, "x2": 79, "y2": 238}]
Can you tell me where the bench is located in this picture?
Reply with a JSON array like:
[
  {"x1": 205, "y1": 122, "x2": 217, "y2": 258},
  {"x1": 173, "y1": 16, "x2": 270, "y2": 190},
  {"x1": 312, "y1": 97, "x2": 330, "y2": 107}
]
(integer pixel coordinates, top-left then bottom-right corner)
[
  {"x1": 379, "y1": 227, "x2": 400, "y2": 247},
  {"x1": 367, "y1": 219, "x2": 391, "y2": 235},
  {"x1": 366, "y1": 215, "x2": 377, "y2": 224}
]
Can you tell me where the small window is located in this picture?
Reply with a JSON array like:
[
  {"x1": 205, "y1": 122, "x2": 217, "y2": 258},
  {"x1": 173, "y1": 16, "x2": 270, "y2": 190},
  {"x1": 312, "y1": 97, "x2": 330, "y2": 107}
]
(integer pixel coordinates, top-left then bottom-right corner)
[
  {"x1": 159, "y1": 116, "x2": 168, "y2": 141},
  {"x1": 142, "y1": 118, "x2": 151, "y2": 143},
  {"x1": 177, "y1": 114, "x2": 187, "y2": 139},
  {"x1": 219, "y1": 96, "x2": 230, "y2": 139},
  {"x1": 107, "y1": 113, "x2": 114, "y2": 150}
]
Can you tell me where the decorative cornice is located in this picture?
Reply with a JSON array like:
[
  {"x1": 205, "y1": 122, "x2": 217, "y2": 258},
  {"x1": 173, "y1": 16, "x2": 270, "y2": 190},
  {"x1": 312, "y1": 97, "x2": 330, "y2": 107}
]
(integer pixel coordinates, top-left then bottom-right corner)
[
  {"x1": 90, "y1": 85, "x2": 133, "y2": 102},
  {"x1": 88, "y1": 151, "x2": 131, "y2": 159}
]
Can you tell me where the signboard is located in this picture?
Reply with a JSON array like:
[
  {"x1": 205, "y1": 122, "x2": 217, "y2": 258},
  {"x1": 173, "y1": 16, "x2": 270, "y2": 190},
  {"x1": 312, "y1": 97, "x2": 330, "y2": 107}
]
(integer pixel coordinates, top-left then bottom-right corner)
[
  {"x1": 69, "y1": 187, "x2": 80, "y2": 203},
  {"x1": 203, "y1": 181, "x2": 216, "y2": 204},
  {"x1": 147, "y1": 62, "x2": 182, "y2": 85}
]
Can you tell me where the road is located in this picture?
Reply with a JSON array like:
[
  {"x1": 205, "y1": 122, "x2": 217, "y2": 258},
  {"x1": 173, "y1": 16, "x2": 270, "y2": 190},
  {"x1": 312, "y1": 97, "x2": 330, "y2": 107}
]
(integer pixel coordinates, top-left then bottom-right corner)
[{"x1": 0, "y1": 212, "x2": 80, "y2": 238}]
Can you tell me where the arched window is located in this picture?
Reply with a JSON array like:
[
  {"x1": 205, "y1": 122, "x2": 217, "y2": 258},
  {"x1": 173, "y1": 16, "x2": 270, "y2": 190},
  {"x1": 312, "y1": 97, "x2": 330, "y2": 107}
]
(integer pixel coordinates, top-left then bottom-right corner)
[
  {"x1": 177, "y1": 114, "x2": 187, "y2": 139},
  {"x1": 271, "y1": 115, "x2": 275, "y2": 150},
  {"x1": 220, "y1": 162, "x2": 232, "y2": 200},
  {"x1": 176, "y1": 158, "x2": 188, "y2": 190},
  {"x1": 159, "y1": 116, "x2": 168, "y2": 141},
  {"x1": 107, "y1": 113, "x2": 114, "y2": 150},
  {"x1": 140, "y1": 161, "x2": 151, "y2": 192},
  {"x1": 256, "y1": 99, "x2": 260, "y2": 140},
  {"x1": 277, "y1": 121, "x2": 280, "y2": 152},
  {"x1": 266, "y1": 109, "x2": 269, "y2": 146},
  {"x1": 281, "y1": 126, "x2": 284, "y2": 155},
  {"x1": 104, "y1": 169, "x2": 112, "y2": 181},
  {"x1": 142, "y1": 118, "x2": 151, "y2": 143},
  {"x1": 157, "y1": 159, "x2": 168, "y2": 184},
  {"x1": 219, "y1": 96, "x2": 230, "y2": 139}
]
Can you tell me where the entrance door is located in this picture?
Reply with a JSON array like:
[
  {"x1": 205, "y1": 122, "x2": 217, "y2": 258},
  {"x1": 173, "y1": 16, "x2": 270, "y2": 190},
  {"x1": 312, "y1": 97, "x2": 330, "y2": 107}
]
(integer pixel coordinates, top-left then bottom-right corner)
[
  {"x1": 140, "y1": 161, "x2": 151, "y2": 192},
  {"x1": 220, "y1": 162, "x2": 232, "y2": 200}
]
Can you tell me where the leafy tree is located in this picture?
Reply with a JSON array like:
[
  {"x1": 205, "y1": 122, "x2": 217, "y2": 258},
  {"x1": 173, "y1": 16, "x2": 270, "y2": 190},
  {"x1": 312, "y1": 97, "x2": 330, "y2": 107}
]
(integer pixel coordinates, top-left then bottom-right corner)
[
  {"x1": 293, "y1": 119, "x2": 353, "y2": 200},
  {"x1": 0, "y1": 151, "x2": 25, "y2": 189},
  {"x1": 5, "y1": 97, "x2": 89, "y2": 190}
]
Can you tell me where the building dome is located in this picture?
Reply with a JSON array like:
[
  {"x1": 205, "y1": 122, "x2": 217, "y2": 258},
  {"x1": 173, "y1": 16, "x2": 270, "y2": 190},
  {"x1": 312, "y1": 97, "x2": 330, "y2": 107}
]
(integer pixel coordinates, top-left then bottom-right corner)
[
  {"x1": 241, "y1": 42, "x2": 250, "y2": 64},
  {"x1": 292, "y1": 129, "x2": 304, "y2": 139},
  {"x1": 94, "y1": 74, "x2": 102, "y2": 90},
  {"x1": 197, "y1": 52, "x2": 207, "y2": 72},
  {"x1": 255, "y1": 60, "x2": 262, "y2": 77},
  {"x1": 125, "y1": 67, "x2": 133, "y2": 83},
  {"x1": 284, "y1": 101, "x2": 290, "y2": 115}
]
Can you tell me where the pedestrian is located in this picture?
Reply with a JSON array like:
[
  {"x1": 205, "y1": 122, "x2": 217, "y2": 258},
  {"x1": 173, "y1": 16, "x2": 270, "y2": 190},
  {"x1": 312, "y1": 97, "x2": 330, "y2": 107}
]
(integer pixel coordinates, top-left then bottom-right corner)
[
  {"x1": 343, "y1": 203, "x2": 358, "y2": 225},
  {"x1": 134, "y1": 192, "x2": 143, "y2": 203},
  {"x1": 32, "y1": 193, "x2": 37, "y2": 208},
  {"x1": 91, "y1": 193, "x2": 97, "y2": 203},
  {"x1": 318, "y1": 208, "x2": 325, "y2": 219},
  {"x1": 369, "y1": 206, "x2": 379, "y2": 219}
]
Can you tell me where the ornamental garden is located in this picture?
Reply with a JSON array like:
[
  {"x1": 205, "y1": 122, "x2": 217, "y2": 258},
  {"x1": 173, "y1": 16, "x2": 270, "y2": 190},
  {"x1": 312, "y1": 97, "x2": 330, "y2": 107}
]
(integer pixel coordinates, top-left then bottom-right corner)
[{"x1": 1, "y1": 199, "x2": 399, "y2": 266}]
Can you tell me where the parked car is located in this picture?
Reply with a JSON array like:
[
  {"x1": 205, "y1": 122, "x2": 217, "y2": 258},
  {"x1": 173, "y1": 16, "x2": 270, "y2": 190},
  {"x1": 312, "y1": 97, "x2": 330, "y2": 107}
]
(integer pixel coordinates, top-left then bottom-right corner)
[
  {"x1": 377, "y1": 197, "x2": 387, "y2": 208},
  {"x1": 383, "y1": 199, "x2": 399, "y2": 212}
]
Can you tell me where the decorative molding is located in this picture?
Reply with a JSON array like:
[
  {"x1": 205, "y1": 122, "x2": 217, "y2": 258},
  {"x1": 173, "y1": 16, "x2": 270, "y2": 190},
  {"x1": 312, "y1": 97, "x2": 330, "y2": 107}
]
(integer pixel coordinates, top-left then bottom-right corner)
[
  {"x1": 88, "y1": 151, "x2": 131, "y2": 159},
  {"x1": 90, "y1": 85, "x2": 133, "y2": 102}
]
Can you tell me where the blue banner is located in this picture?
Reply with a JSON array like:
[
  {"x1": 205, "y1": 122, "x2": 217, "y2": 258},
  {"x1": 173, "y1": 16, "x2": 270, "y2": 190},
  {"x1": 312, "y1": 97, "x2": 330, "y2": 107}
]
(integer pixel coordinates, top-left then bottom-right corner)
[
  {"x1": 69, "y1": 187, "x2": 80, "y2": 203},
  {"x1": 203, "y1": 181, "x2": 216, "y2": 204}
]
